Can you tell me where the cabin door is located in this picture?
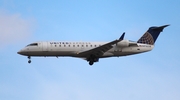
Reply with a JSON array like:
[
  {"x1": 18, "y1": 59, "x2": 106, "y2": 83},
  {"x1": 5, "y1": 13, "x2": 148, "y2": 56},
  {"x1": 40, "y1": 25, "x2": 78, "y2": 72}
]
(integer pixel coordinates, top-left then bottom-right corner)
[{"x1": 42, "y1": 42, "x2": 48, "y2": 51}]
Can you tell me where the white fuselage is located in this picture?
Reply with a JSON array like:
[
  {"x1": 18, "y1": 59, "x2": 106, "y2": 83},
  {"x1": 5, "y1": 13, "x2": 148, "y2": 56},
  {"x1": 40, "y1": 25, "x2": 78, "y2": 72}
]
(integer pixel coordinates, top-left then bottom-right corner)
[
  {"x1": 18, "y1": 40, "x2": 153, "y2": 58},
  {"x1": 17, "y1": 24, "x2": 168, "y2": 65}
]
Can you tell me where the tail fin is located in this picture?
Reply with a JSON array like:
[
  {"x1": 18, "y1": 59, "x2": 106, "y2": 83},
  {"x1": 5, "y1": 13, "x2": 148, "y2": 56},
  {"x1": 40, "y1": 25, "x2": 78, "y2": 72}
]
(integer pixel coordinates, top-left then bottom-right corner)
[{"x1": 137, "y1": 25, "x2": 169, "y2": 45}]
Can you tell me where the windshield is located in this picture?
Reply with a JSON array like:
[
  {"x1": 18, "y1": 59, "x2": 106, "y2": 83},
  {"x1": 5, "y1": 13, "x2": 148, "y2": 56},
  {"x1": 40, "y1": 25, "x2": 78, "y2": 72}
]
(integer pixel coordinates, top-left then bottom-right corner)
[{"x1": 26, "y1": 43, "x2": 38, "y2": 47}]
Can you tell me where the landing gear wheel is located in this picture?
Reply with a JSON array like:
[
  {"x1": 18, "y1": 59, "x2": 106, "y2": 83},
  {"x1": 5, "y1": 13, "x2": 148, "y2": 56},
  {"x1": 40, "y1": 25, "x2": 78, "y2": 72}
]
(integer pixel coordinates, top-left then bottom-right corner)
[
  {"x1": 28, "y1": 60, "x2": 31, "y2": 63},
  {"x1": 28, "y1": 56, "x2": 31, "y2": 64},
  {"x1": 89, "y1": 61, "x2": 94, "y2": 65},
  {"x1": 28, "y1": 56, "x2": 31, "y2": 59}
]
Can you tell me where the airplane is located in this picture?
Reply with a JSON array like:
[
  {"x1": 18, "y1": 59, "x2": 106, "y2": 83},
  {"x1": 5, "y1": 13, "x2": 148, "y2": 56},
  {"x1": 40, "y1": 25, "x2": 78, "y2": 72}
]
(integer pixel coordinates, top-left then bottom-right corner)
[{"x1": 17, "y1": 25, "x2": 169, "y2": 65}]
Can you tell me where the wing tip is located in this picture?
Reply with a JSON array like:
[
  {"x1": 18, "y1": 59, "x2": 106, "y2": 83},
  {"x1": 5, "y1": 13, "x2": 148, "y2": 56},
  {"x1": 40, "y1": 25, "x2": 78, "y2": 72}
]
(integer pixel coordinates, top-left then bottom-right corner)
[{"x1": 119, "y1": 32, "x2": 125, "y2": 40}]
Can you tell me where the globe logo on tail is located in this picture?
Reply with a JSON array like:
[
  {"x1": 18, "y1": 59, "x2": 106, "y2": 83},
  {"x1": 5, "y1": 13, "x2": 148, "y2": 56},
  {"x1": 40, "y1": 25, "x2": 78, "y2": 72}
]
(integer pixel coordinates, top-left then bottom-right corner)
[{"x1": 137, "y1": 32, "x2": 154, "y2": 45}]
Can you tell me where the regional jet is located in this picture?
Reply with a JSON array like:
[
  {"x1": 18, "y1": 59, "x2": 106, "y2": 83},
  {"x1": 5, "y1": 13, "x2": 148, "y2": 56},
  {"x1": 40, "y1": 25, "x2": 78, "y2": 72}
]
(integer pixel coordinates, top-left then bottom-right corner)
[{"x1": 17, "y1": 25, "x2": 169, "y2": 65}]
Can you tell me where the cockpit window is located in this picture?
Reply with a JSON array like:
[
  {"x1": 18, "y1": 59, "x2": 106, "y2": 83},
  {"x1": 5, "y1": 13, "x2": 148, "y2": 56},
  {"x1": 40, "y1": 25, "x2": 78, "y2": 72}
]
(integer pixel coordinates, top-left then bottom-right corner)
[{"x1": 26, "y1": 43, "x2": 38, "y2": 47}]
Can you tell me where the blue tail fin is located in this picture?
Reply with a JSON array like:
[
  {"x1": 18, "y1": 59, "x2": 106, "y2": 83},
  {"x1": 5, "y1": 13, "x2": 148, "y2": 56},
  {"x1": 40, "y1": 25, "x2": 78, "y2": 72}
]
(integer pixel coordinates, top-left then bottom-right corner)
[{"x1": 137, "y1": 25, "x2": 169, "y2": 45}]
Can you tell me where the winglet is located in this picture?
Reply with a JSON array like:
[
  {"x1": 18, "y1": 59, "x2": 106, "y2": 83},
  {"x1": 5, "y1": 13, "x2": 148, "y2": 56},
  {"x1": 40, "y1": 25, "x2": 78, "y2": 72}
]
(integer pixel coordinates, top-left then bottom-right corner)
[{"x1": 119, "y1": 32, "x2": 125, "y2": 40}]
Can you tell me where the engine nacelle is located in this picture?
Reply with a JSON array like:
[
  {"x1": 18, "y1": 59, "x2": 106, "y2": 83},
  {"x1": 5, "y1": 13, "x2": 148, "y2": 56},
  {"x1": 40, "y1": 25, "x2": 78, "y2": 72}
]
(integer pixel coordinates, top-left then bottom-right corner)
[{"x1": 117, "y1": 40, "x2": 129, "y2": 47}]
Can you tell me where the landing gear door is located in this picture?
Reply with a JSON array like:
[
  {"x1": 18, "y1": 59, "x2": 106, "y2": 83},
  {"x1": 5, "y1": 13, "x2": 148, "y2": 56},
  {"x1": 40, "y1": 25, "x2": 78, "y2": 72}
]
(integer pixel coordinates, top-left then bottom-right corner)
[{"x1": 42, "y1": 42, "x2": 48, "y2": 51}]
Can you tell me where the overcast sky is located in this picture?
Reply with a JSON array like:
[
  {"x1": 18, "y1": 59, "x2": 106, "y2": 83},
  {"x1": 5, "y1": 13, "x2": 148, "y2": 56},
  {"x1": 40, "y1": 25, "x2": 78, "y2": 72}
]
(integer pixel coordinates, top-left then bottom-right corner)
[{"x1": 0, "y1": 0, "x2": 180, "y2": 100}]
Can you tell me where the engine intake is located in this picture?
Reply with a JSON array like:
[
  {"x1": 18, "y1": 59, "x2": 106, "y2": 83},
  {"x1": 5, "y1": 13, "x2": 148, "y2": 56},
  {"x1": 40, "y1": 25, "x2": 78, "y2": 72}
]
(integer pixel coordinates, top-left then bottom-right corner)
[{"x1": 117, "y1": 40, "x2": 129, "y2": 47}]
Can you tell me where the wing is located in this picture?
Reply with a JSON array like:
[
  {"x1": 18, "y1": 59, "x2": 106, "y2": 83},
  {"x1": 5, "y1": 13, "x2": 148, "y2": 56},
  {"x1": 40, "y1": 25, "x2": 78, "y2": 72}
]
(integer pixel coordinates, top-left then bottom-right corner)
[
  {"x1": 77, "y1": 39, "x2": 118, "y2": 57},
  {"x1": 77, "y1": 33, "x2": 125, "y2": 58}
]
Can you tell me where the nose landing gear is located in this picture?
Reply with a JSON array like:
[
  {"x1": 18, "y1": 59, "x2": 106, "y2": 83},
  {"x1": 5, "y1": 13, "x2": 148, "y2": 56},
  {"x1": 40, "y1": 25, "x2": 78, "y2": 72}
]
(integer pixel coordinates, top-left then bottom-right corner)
[{"x1": 28, "y1": 56, "x2": 31, "y2": 63}]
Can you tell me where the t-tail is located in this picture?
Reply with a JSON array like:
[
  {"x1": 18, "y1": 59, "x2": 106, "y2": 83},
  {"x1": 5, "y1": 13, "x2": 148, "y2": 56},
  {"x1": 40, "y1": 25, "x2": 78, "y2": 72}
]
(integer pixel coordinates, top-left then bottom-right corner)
[{"x1": 137, "y1": 25, "x2": 169, "y2": 45}]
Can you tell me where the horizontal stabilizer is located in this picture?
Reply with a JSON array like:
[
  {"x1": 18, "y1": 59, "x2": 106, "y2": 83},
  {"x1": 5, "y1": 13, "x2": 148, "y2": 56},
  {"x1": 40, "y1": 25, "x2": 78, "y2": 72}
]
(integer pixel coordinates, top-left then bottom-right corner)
[{"x1": 150, "y1": 24, "x2": 169, "y2": 32}]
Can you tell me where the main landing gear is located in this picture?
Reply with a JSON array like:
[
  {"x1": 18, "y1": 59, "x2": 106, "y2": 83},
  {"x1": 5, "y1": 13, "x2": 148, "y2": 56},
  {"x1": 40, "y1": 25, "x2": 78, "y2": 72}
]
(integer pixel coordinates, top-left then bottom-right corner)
[
  {"x1": 28, "y1": 56, "x2": 31, "y2": 63},
  {"x1": 87, "y1": 55, "x2": 99, "y2": 66},
  {"x1": 89, "y1": 61, "x2": 94, "y2": 65}
]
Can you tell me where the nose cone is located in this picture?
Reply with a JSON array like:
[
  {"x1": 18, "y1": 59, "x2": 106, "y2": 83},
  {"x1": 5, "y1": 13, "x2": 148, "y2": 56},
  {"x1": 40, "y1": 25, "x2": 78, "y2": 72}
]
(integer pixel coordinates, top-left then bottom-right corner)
[
  {"x1": 17, "y1": 50, "x2": 22, "y2": 55},
  {"x1": 17, "y1": 49, "x2": 27, "y2": 55}
]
